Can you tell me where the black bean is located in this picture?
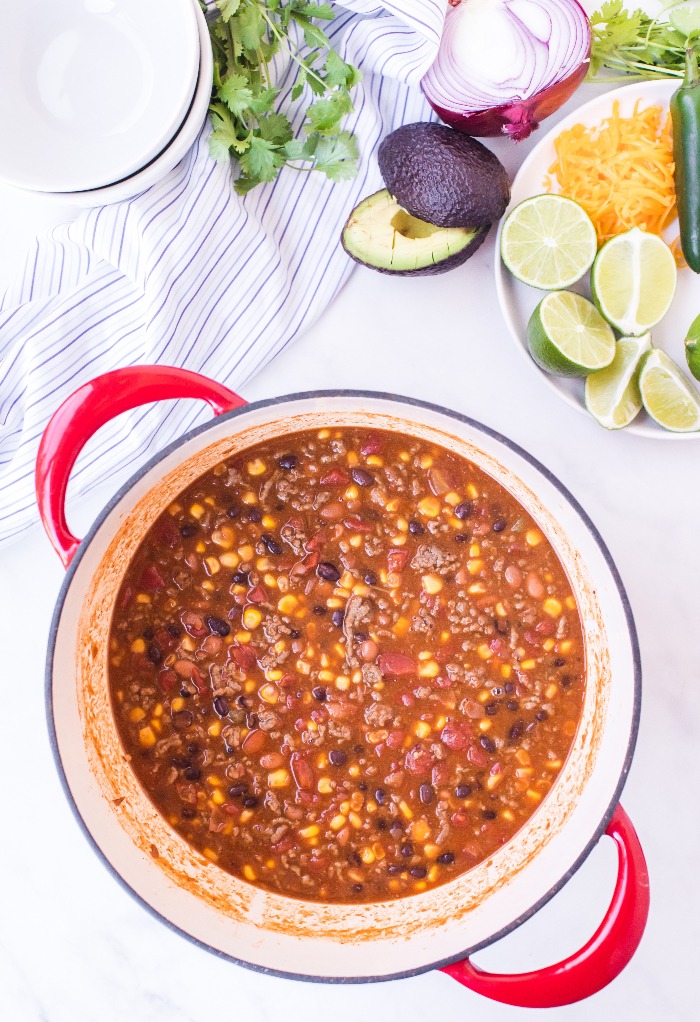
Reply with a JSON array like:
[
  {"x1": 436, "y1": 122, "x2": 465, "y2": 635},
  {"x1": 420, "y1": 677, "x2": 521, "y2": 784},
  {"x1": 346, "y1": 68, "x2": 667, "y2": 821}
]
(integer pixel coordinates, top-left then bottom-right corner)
[
  {"x1": 374, "y1": 787, "x2": 386, "y2": 804},
  {"x1": 236, "y1": 694, "x2": 251, "y2": 709},
  {"x1": 401, "y1": 843, "x2": 414, "y2": 857},
  {"x1": 494, "y1": 617, "x2": 509, "y2": 635},
  {"x1": 181, "y1": 807, "x2": 196, "y2": 819},
  {"x1": 508, "y1": 723, "x2": 523, "y2": 743},
  {"x1": 262, "y1": 533, "x2": 282, "y2": 555},
  {"x1": 353, "y1": 744, "x2": 364, "y2": 755},
  {"x1": 507, "y1": 697, "x2": 520, "y2": 709},
  {"x1": 247, "y1": 508, "x2": 262, "y2": 523},
  {"x1": 226, "y1": 506, "x2": 240, "y2": 519},
  {"x1": 376, "y1": 817, "x2": 388, "y2": 831},
  {"x1": 354, "y1": 631, "x2": 368, "y2": 643},
  {"x1": 278, "y1": 454, "x2": 297, "y2": 470},
  {"x1": 454, "y1": 501, "x2": 473, "y2": 520},
  {"x1": 389, "y1": 821, "x2": 404, "y2": 835},
  {"x1": 180, "y1": 524, "x2": 198, "y2": 537},
  {"x1": 455, "y1": 534, "x2": 469, "y2": 543},
  {"x1": 171, "y1": 755, "x2": 191, "y2": 769},
  {"x1": 207, "y1": 615, "x2": 231, "y2": 637},
  {"x1": 352, "y1": 883, "x2": 364, "y2": 893},
  {"x1": 504, "y1": 681, "x2": 515, "y2": 694},
  {"x1": 172, "y1": 710, "x2": 194, "y2": 731},
  {"x1": 351, "y1": 467, "x2": 374, "y2": 487},
  {"x1": 312, "y1": 687, "x2": 327, "y2": 702},
  {"x1": 313, "y1": 605, "x2": 327, "y2": 616},
  {"x1": 168, "y1": 623, "x2": 181, "y2": 638},
  {"x1": 554, "y1": 657, "x2": 566, "y2": 667},
  {"x1": 147, "y1": 643, "x2": 163, "y2": 664},
  {"x1": 187, "y1": 743, "x2": 201, "y2": 756},
  {"x1": 482, "y1": 809, "x2": 497, "y2": 820},
  {"x1": 331, "y1": 610, "x2": 344, "y2": 627},
  {"x1": 183, "y1": 765, "x2": 201, "y2": 781},
  {"x1": 536, "y1": 710, "x2": 549, "y2": 721},
  {"x1": 243, "y1": 795, "x2": 259, "y2": 808},
  {"x1": 561, "y1": 674, "x2": 572, "y2": 688},
  {"x1": 408, "y1": 520, "x2": 424, "y2": 535},
  {"x1": 289, "y1": 629, "x2": 301, "y2": 639},
  {"x1": 329, "y1": 749, "x2": 348, "y2": 767},
  {"x1": 246, "y1": 713, "x2": 259, "y2": 729},
  {"x1": 358, "y1": 782, "x2": 367, "y2": 791},
  {"x1": 232, "y1": 571, "x2": 249, "y2": 586},
  {"x1": 485, "y1": 702, "x2": 498, "y2": 716},
  {"x1": 317, "y1": 561, "x2": 341, "y2": 583},
  {"x1": 410, "y1": 866, "x2": 427, "y2": 879},
  {"x1": 142, "y1": 626, "x2": 155, "y2": 640},
  {"x1": 493, "y1": 518, "x2": 507, "y2": 532},
  {"x1": 364, "y1": 570, "x2": 378, "y2": 585},
  {"x1": 480, "y1": 735, "x2": 496, "y2": 753},
  {"x1": 455, "y1": 784, "x2": 472, "y2": 799},
  {"x1": 228, "y1": 784, "x2": 247, "y2": 798},
  {"x1": 419, "y1": 784, "x2": 434, "y2": 805},
  {"x1": 386, "y1": 864, "x2": 403, "y2": 875},
  {"x1": 437, "y1": 852, "x2": 456, "y2": 865},
  {"x1": 213, "y1": 696, "x2": 229, "y2": 717}
]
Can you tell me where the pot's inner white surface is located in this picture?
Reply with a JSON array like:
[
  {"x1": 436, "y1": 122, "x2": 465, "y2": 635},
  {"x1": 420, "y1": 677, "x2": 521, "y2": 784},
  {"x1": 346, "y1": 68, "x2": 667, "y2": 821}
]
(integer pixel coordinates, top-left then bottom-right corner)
[{"x1": 50, "y1": 396, "x2": 636, "y2": 978}]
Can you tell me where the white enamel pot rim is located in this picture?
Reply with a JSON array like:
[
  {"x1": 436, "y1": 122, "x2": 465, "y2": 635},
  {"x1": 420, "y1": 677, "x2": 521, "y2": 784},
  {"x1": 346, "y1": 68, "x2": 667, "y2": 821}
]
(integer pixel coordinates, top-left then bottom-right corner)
[{"x1": 45, "y1": 388, "x2": 641, "y2": 985}]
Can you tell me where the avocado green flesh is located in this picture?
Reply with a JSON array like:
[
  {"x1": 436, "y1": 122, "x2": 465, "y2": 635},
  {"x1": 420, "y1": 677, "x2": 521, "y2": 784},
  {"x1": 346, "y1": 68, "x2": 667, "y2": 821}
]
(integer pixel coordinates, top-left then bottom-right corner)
[{"x1": 343, "y1": 190, "x2": 477, "y2": 272}]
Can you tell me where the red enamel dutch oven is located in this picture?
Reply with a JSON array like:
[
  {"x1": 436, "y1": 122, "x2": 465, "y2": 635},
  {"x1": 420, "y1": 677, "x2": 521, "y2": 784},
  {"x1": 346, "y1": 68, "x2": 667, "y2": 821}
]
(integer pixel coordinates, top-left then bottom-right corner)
[{"x1": 38, "y1": 366, "x2": 649, "y2": 1007}]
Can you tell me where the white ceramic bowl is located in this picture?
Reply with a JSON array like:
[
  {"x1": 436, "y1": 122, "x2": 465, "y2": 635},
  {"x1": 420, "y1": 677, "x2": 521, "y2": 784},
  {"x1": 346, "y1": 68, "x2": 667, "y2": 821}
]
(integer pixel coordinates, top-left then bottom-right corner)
[
  {"x1": 495, "y1": 79, "x2": 700, "y2": 440},
  {"x1": 0, "y1": 0, "x2": 200, "y2": 193},
  {"x1": 8, "y1": 0, "x2": 213, "y2": 207}
]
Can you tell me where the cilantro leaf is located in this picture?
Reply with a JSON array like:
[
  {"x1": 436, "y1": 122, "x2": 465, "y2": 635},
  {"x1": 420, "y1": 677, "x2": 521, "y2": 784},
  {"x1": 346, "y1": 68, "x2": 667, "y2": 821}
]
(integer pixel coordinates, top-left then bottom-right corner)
[
  {"x1": 306, "y1": 90, "x2": 353, "y2": 134},
  {"x1": 312, "y1": 131, "x2": 359, "y2": 181},
  {"x1": 258, "y1": 112, "x2": 294, "y2": 144},
  {"x1": 219, "y1": 73, "x2": 255, "y2": 116},
  {"x1": 239, "y1": 135, "x2": 285, "y2": 181},
  {"x1": 217, "y1": 0, "x2": 241, "y2": 20}
]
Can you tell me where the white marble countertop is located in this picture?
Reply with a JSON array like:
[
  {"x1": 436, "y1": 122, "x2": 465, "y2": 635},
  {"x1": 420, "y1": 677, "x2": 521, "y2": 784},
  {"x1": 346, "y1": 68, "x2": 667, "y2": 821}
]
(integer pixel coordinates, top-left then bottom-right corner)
[{"x1": 1, "y1": 79, "x2": 698, "y2": 1022}]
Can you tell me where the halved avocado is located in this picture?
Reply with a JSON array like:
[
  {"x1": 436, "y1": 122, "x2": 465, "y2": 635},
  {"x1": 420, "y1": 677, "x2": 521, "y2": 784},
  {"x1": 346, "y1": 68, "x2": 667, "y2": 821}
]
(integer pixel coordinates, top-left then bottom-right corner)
[{"x1": 342, "y1": 189, "x2": 489, "y2": 276}]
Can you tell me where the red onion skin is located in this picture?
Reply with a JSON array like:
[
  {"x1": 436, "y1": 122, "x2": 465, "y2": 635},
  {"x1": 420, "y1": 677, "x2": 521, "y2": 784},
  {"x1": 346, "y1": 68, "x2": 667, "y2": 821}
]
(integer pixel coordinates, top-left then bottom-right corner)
[{"x1": 423, "y1": 58, "x2": 589, "y2": 141}]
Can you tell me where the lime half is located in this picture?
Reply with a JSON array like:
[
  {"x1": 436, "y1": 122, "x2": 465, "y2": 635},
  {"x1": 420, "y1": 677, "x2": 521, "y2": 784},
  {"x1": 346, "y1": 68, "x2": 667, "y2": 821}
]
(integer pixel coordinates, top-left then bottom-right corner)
[
  {"x1": 501, "y1": 194, "x2": 598, "y2": 290},
  {"x1": 591, "y1": 227, "x2": 677, "y2": 336},
  {"x1": 639, "y1": 349, "x2": 700, "y2": 432},
  {"x1": 527, "y1": 291, "x2": 616, "y2": 377},
  {"x1": 584, "y1": 333, "x2": 652, "y2": 430},
  {"x1": 685, "y1": 313, "x2": 700, "y2": 381}
]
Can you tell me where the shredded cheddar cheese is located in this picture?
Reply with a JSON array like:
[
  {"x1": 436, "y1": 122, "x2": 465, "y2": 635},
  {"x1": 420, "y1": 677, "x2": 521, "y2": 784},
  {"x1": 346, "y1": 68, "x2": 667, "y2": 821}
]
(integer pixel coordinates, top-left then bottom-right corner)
[{"x1": 545, "y1": 100, "x2": 681, "y2": 261}]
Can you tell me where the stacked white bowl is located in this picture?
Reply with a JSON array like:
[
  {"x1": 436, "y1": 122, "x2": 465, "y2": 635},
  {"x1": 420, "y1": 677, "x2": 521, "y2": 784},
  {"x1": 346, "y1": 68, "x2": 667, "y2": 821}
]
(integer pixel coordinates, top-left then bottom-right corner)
[{"x1": 0, "y1": 0, "x2": 213, "y2": 206}]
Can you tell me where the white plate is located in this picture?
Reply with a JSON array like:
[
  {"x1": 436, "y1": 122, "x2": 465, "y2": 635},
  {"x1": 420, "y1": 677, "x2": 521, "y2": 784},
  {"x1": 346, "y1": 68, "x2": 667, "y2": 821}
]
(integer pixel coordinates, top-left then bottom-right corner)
[
  {"x1": 0, "y1": 0, "x2": 200, "y2": 193},
  {"x1": 7, "y1": 0, "x2": 213, "y2": 207},
  {"x1": 495, "y1": 78, "x2": 700, "y2": 440}
]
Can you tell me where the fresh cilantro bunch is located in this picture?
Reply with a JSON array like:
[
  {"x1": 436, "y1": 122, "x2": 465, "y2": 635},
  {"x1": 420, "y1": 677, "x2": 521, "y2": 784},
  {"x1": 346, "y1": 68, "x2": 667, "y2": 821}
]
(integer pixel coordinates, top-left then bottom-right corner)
[
  {"x1": 206, "y1": 0, "x2": 361, "y2": 192},
  {"x1": 589, "y1": 1, "x2": 700, "y2": 80}
]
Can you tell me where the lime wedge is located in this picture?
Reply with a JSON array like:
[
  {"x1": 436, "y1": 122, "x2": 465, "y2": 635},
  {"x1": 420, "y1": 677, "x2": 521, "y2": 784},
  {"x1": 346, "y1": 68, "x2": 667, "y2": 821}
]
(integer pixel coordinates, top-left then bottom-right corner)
[
  {"x1": 527, "y1": 291, "x2": 616, "y2": 377},
  {"x1": 684, "y1": 312, "x2": 700, "y2": 381},
  {"x1": 639, "y1": 349, "x2": 700, "y2": 432},
  {"x1": 501, "y1": 194, "x2": 598, "y2": 290},
  {"x1": 591, "y1": 227, "x2": 676, "y2": 336},
  {"x1": 584, "y1": 333, "x2": 652, "y2": 429}
]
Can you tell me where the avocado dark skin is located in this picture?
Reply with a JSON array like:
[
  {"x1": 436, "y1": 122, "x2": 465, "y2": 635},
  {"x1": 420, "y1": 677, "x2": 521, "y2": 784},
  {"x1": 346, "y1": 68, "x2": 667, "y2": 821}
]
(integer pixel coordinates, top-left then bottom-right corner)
[{"x1": 378, "y1": 122, "x2": 510, "y2": 229}]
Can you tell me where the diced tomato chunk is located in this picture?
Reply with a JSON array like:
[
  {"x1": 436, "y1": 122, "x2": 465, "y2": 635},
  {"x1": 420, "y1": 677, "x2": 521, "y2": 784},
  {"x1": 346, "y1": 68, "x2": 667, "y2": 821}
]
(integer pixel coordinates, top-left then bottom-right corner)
[
  {"x1": 405, "y1": 744, "x2": 432, "y2": 775},
  {"x1": 320, "y1": 469, "x2": 350, "y2": 486},
  {"x1": 139, "y1": 565, "x2": 166, "y2": 591},
  {"x1": 378, "y1": 652, "x2": 416, "y2": 676},
  {"x1": 359, "y1": 435, "x2": 383, "y2": 456},
  {"x1": 387, "y1": 548, "x2": 409, "y2": 574},
  {"x1": 440, "y1": 720, "x2": 473, "y2": 751}
]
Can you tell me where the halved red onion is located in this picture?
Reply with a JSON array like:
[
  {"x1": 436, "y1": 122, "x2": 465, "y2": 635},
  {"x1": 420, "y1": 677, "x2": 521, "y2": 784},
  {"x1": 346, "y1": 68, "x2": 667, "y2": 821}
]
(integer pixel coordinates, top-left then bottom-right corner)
[{"x1": 422, "y1": 0, "x2": 591, "y2": 141}]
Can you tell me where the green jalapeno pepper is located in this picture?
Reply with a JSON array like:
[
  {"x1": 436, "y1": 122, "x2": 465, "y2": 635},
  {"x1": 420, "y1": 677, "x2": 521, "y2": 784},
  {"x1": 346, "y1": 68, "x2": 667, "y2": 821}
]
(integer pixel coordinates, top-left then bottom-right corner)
[{"x1": 672, "y1": 48, "x2": 700, "y2": 273}]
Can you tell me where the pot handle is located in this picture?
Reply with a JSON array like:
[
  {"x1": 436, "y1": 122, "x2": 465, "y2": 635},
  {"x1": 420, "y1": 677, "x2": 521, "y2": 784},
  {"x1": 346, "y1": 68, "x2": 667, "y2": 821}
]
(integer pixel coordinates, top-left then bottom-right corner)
[
  {"x1": 441, "y1": 804, "x2": 649, "y2": 1007},
  {"x1": 36, "y1": 365, "x2": 246, "y2": 568}
]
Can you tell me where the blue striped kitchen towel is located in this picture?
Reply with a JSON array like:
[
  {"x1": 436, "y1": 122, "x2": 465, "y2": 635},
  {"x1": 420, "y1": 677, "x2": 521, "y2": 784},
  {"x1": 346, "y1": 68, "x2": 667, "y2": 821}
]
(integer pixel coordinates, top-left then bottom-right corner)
[{"x1": 0, "y1": 0, "x2": 446, "y2": 546}]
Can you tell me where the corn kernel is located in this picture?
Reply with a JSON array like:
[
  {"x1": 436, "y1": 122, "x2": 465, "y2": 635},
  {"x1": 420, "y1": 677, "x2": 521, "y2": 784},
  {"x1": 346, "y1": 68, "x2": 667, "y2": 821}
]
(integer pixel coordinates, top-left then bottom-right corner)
[
  {"x1": 204, "y1": 556, "x2": 220, "y2": 575},
  {"x1": 546, "y1": 683, "x2": 558, "y2": 700},
  {"x1": 396, "y1": 517, "x2": 409, "y2": 532},
  {"x1": 565, "y1": 595, "x2": 577, "y2": 610},
  {"x1": 171, "y1": 697, "x2": 185, "y2": 713},
  {"x1": 543, "y1": 638, "x2": 555, "y2": 651},
  {"x1": 477, "y1": 644, "x2": 493, "y2": 660},
  {"x1": 418, "y1": 496, "x2": 440, "y2": 518},
  {"x1": 543, "y1": 598, "x2": 562, "y2": 617},
  {"x1": 502, "y1": 809, "x2": 515, "y2": 822},
  {"x1": 355, "y1": 847, "x2": 374, "y2": 865},
  {"x1": 466, "y1": 483, "x2": 479, "y2": 499},
  {"x1": 366, "y1": 455, "x2": 383, "y2": 467},
  {"x1": 347, "y1": 451, "x2": 359, "y2": 466},
  {"x1": 318, "y1": 428, "x2": 331, "y2": 439},
  {"x1": 399, "y1": 451, "x2": 410, "y2": 462},
  {"x1": 418, "y1": 660, "x2": 439, "y2": 678},
  {"x1": 130, "y1": 638, "x2": 146, "y2": 653},
  {"x1": 526, "y1": 529, "x2": 543, "y2": 547},
  {"x1": 560, "y1": 640, "x2": 573, "y2": 654},
  {"x1": 243, "y1": 864, "x2": 256, "y2": 881},
  {"x1": 546, "y1": 759, "x2": 563, "y2": 770},
  {"x1": 211, "y1": 526, "x2": 235, "y2": 549},
  {"x1": 345, "y1": 485, "x2": 359, "y2": 500},
  {"x1": 268, "y1": 769, "x2": 290, "y2": 788},
  {"x1": 398, "y1": 800, "x2": 413, "y2": 820},
  {"x1": 516, "y1": 748, "x2": 531, "y2": 765},
  {"x1": 247, "y1": 458, "x2": 266, "y2": 476},
  {"x1": 238, "y1": 543, "x2": 254, "y2": 561},
  {"x1": 300, "y1": 825, "x2": 320, "y2": 839},
  {"x1": 526, "y1": 789, "x2": 543, "y2": 802},
  {"x1": 421, "y1": 574, "x2": 443, "y2": 595},
  {"x1": 495, "y1": 602, "x2": 507, "y2": 617},
  {"x1": 129, "y1": 707, "x2": 146, "y2": 723},
  {"x1": 444, "y1": 491, "x2": 460, "y2": 507},
  {"x1": 469, "y1": 543, "x2": 481, "y2": 557},
  {"x1": 501, "y1": 664, "x2": 512, "y2": 679},
  {"x1": 419, "y1": 454, "x2": 433, "y2": 469},
  {"x1": 136, "y1": 593, "x2": 151, "y2": 604},
  {"x1": 263, "y1": 573, "x2": 277, "y2": 589},
  {"x1": 414, "y1": 721, "x2": 431, "y2": 739},
  {"x1": 261, "y1": 515, "x2": 276, "y2": 529},
  {"x1": 208, "y1": 721, "x2": 221, "y2": 737},
  {"x1": 138, "y1": 726, "x2": 156, "y2": 748},
  {"x1": 189, "y1": 503, "x2": 205, "y2": 520},
  {"x1": 468, "y1": 583, "x2": 486, "y2": 594},
  {"x1": 479, "y1": 719, "x2": 492, "y2": 732},
  {"x1": 411, "y1": 819, "x2": 431, "y2": 841},
  {"x1": 348, "y1": 812, "x2": 363, "y2": 829},
  {"x1": 203, "y1": 848, "x2": 219, "y2": 862},
  {"x1": 424, "y1": 843, "x2": 440, "y2": 859},
  {"x1": 348, "y1": 764, "x2": 360, "y2": 777},
  {"x1": 468, "y1": 559, "x2": 484, "y2": 575},
  {"x1": 385, "y1": 499, "x2": 400, "y2": 513},
  {"x1": 219, "y1": 552, "x2": 240, "y2": 570},
  {"x1": 211, "y1": 789, "x2": 225, "y2": 805},
  {"x1": 336, "y1": 675, "x2": 351, "y2": 691},
  {"x1": 239, "y1": 809, "x2": 253, "y2": 824},
  {"x1": 521, "y1": 659, "x2": 536, "y2": 670},
  {"x1": 242, "y1": 607, "x2": 261, "y2": 630},
  {"x1": 316, "y1": 777, "x2": 333, "y2": 795},
  {"x1": 486, "y1": 773, "x2": 503, "y2": 791}
]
